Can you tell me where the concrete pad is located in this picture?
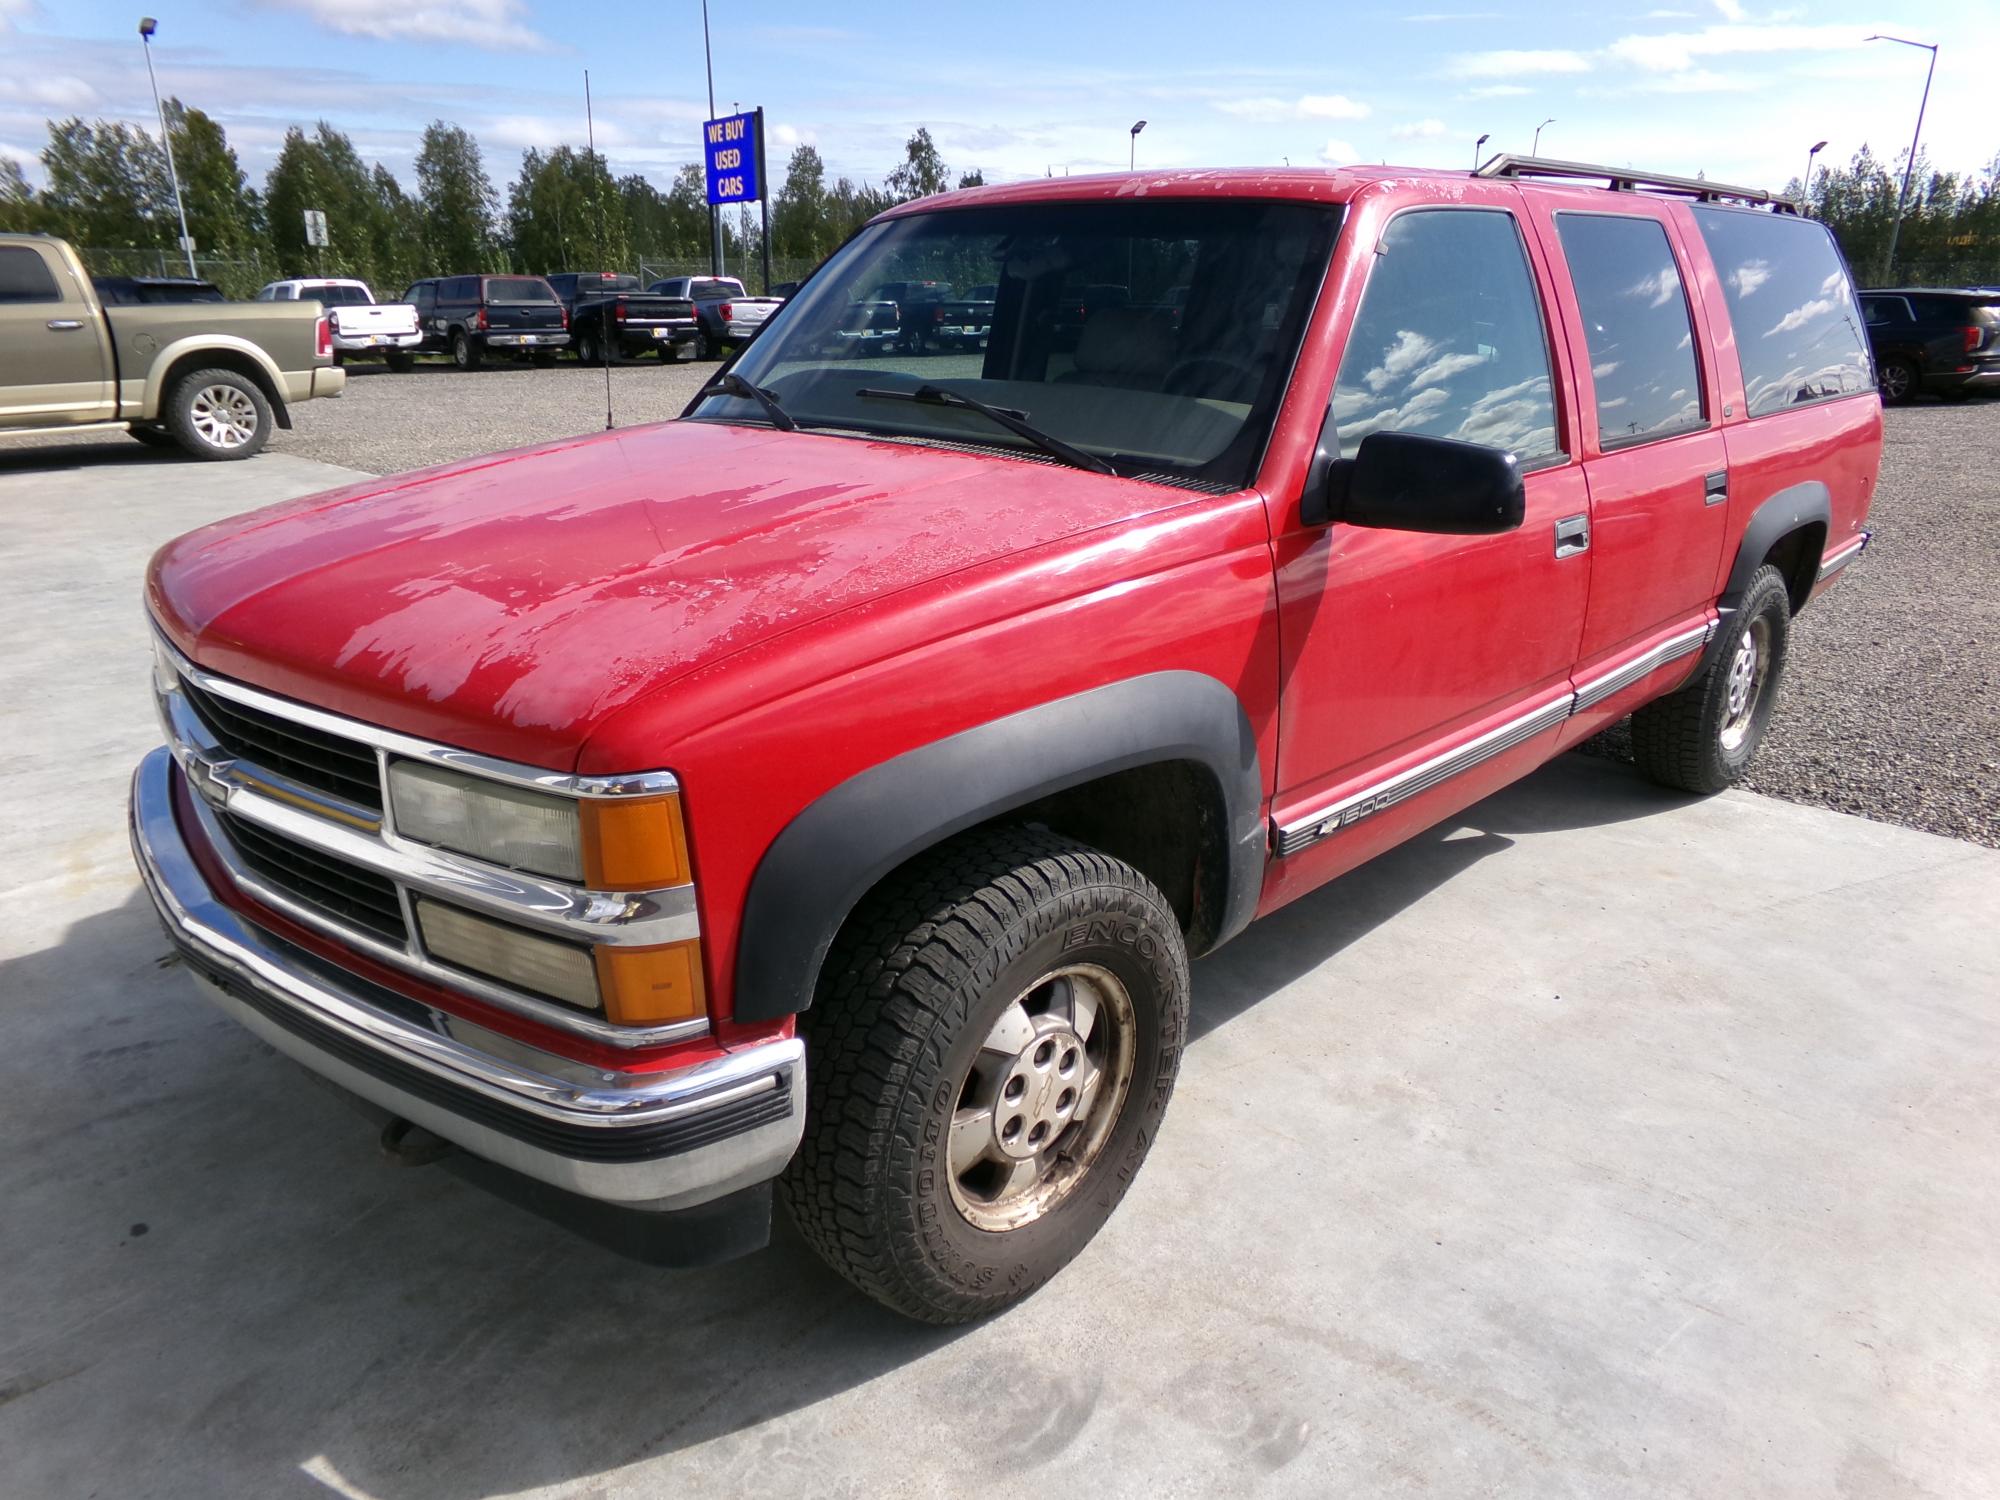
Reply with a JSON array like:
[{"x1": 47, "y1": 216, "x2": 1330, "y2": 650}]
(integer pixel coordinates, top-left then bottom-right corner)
[{"x1": 3, "y1": 449, "x2": 1995, "y2": 1497}]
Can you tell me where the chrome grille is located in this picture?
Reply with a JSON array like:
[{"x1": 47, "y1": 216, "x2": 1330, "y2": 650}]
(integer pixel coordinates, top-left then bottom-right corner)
[
  {"x1": 218, "y1": 807, "x2": 408, "y2": 943},
  {"x1": 180, "y1": 676, "x2": 383, "y2": 811}
]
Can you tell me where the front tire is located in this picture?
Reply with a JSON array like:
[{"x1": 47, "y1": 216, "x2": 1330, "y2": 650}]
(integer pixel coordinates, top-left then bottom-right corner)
[
  {"x1": 1878, "y1": 357, "x2": 1917, "y2": 404},
  {"x1": 164, "y1": 368, "x2": 271, "y2": 460},
  {"x1": 782, "y1": 827, "x2": 1188, "y2": 1324},
  {"x1": 1630, "y1": 564, "x2": 1791, "y2": 794}
]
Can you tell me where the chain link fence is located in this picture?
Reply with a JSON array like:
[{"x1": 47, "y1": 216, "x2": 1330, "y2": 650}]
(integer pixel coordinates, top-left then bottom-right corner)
[
  {"x1": 636, "y1": 256, "x2": 821, "y2": 293},
  {"x1": 79, "y1": 247, "x2": 271, "y2": 299}
]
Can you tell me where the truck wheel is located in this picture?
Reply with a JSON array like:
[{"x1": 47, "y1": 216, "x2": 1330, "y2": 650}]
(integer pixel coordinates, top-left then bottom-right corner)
[
  {"x1": 385, "y1": 351, "x2": 415, "y2": 373},
  {"x1": 451, "y1": 330, "x2": 482, "y2": 370},
  {"x1": 575, "y1": 329, "x2": 599, "y2": 364},
  {"x1": 1630, "y1": 564, "x2": 1791, "y2": 795},
  {"x1": 696, "y1": 329, "x2": 717, "y2": 361},
  {"x1": 1877, "y1": 357, "x2": 1917, "y2": 404},
  {"x1": 165, "y1": 369, "x2": 271, "y2": 460},
  {"x1": 782, "y1": 826, "x2": 1188, "y2": 1324}
]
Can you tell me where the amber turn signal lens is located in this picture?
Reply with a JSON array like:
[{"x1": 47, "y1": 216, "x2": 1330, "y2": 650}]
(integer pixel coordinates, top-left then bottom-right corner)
[
  {"x1": 596, "y1": 939, "x2": 707, "y2": 1026},
  {"x1": 579, "y1": 793, "x2": 690, "y2": 890}
]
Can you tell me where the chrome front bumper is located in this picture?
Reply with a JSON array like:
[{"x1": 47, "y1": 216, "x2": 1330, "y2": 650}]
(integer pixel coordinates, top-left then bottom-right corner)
[{"x1": 129, "y1": 747, "x2": 804, "y2": 1214}]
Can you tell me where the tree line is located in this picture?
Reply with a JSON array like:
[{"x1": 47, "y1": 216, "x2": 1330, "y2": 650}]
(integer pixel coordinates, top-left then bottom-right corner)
[
  {"x1": 5, "y1": 102, "x2": 1995, "y2": 296},
  {"x1": 0, "y1": 104, "x2": 982, "y2": 296}
]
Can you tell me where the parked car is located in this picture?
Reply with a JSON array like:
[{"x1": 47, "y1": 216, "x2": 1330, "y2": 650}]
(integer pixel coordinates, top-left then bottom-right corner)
[
  {"x1": 401, "y1": 274, "x2": 568, "y2": 369},
  {"x1": 1859, "y1": 287, "x2": 2000, "y2": 402},
  {"x1": 545, "y1": 272, "x2": 697, "y2": 363},
  {"x1": 646, "y1": 275, "x2": 783, "y2": 358},
  {"x1": 256, "y1": 277, "x2": 423, "y2": 371},
  {"x1": 932, "y1": 283, "x2": 997, "y2": 349},
  {"x1": 92, "y1": 275, "x2": 226, "y2": 305},
  {"x1": 132, "y1": 158, "x2": 1879, "y2": 1324},
  {"x1": 2, "y1": 233, "x2": 341, "y2": 458}
]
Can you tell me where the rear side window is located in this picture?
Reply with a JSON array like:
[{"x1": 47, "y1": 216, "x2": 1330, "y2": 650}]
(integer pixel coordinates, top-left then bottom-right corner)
[
  {"x1": 1555, "y1": 213, "x2": 1705, "y2": 449},
  {"x1": 443, "y1": 277, "x2": 477, "y2": 300},
  {"x1": 0, "y1": 246, "x2": 63, "y2": 304},
  {"x1": 1861, "y1": 296, "x2": 1910, "y2": 326},
  {"x1": 1332, "y1": 208, "x2": 1561, "y2": 463},
  {"x1": 1691, "y1": 206, "x2": 1871, "y2": 416},
  {"x1": 486, "y1": 277, "x2": 555, "y2": 302}
]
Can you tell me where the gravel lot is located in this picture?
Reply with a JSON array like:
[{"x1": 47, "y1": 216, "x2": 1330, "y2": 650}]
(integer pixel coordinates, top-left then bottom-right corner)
[{"x1": 23, "y1": 364, "x2": 2000, "y2": 847}]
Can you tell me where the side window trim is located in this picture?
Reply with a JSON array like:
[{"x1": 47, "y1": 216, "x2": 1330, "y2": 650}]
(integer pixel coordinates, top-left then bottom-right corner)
[{"x1": 1552, "y1": 208, "x2": 1711, "y2": 454}]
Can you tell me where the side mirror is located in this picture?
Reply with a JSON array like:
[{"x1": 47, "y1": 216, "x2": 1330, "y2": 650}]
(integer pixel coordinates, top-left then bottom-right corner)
[{"x1": 1301, "y1": 427, "x2": 1525, "y2": 535}]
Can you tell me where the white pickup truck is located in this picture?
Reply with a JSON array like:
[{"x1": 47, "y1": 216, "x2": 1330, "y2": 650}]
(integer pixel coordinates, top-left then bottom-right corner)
[
  {"x1": 255, "y1": 278, "x2": 423, "y2": 371},
  {"x1": 645, "y1": 275, "x2": 784, "y2": 359}
]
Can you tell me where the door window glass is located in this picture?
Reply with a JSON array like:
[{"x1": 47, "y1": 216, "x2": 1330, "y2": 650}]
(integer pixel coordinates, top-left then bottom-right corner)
[
  {"x1": 0, "y1": 246, "x2": 62, "y2": 304},
  {"x1": 1331, "y1": 209, "x2": 1560, "y2": 463},
  {"x1": 1555, "y1": 213, "x2": 1705, "y2": 449},
  {"x1": 1690, "y1": 206, "x2": 1871, "y2": 415},
  {"x1": 1860, "y1": 296, "x2": 1908, "y2": 326}
]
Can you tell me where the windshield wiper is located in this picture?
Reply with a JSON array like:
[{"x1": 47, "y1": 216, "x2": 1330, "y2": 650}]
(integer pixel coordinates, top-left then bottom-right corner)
[
  {"x1": 855, "y1": 384, "x2": 1115, "y2": 476},
  {"x1": 706, "y1": 371, "x2": 796, "y2": 432}
]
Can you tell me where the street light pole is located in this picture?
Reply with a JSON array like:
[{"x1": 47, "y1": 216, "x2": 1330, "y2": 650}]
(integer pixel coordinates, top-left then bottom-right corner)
[
  {"x1": 1868, "y1": 34, "x2": 1938, "y2": 284},
  {"x1": 1129, "y1": 119, "x2": 1146, "y2": 171},
  {"x1": 701, "y1": 0, "x2": 719, "y2": 277},
  {"x1": 1473, "y1": 132, "x2": 1490, "y2": 170},
  {"x1": 1532, "y1": 118, "x2": 1554, "y2": 155},
  {"x1": 138, "y1": 17, "x2": 196, "y2": 278},
  {"x1": 1801, "y1": 139, "x2": 1827, "y2": 209}
]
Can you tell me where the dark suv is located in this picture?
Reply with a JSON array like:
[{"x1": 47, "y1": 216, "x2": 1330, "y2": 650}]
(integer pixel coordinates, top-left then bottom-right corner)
[
  {"x1": 403, "y1": 274, "x2": 569, "y2": 369},
  {"x1": 1860, "y1": 288, "x2": 2000, "y2": 402}
]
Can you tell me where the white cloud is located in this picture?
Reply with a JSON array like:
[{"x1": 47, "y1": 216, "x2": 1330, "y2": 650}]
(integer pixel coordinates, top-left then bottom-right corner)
[
  {"x1": 1318, "y1": 139, "x2": 1359, "y2": 164},
  {"x1": 1466, "y1": 84, "x2": 1532, "y2": 98},
  {"x1": 1607, "y1": 22, "x2": 1868, "y2": 72},
  {"x1": 1213, "y1": 93, "x2": 1369, "y2": 122},
  {"x1": 1446, "y1": 49, "x2": 1593, "y2": 79},
  {"x1": 1729, "y1": 259, "x2": 1772, "y2": 296},
  {"x1": 1390, "y1": 118, "x2": 1450, "y2": 141},
  {"x1": 1767, "y1": 297, "x2": 1832, "y2": 335},
  {"x1": 0, "y1": 73, "x2": 97, "y2": 109},
  {"x1": 266, "y1": 0, "x2": 550, "y2": 51},
  {"x1": 1712, "y1": 0, "x2": 1747, "y2": 19}
]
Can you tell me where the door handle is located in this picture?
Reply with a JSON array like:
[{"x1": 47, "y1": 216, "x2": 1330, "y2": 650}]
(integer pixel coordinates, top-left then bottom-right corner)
[
  {"x1": 46, "y1": 319, "x2": 84, "y2": 331},
  {"x1": 1554, "y1": 513, "x2": 1590, "y2": 559},
  {"x1": 1704, "y1": 470, "x2": 1728, "y2": 506}
]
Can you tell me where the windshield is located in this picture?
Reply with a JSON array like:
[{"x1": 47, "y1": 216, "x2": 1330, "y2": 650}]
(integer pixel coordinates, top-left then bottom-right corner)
[
  {"x1": 692, "y1": 198, "x2": 1337, "y2": 488},
  {"x1": 487, "y1": 277, "x2": 556, "y2": 303},
  {"x1": 308, "y1": 284, "x2": 374, "y2": 306}
]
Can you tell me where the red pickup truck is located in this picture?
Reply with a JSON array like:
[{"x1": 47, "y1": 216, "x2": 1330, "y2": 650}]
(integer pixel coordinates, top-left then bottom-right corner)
[{"x1": 132, "y1": 157, "x2": 1879, "y2": 1324}]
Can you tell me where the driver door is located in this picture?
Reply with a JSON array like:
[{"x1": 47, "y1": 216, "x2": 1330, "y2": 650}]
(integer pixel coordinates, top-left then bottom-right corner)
[{"x1": 1263, "y1": 201, "x2": 1591, "y2": 907}]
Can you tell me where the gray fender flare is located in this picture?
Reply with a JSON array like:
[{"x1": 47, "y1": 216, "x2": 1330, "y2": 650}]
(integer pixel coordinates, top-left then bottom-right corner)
[
  {"x1": 1698, "y1": 479, "x2": 1830, "y2": 671},
  {"x1": 731, "y1": 670, "x2": 1266, "y2": 1023}
]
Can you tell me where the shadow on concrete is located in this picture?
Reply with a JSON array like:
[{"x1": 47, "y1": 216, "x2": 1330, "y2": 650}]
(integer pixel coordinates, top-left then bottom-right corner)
[
  {"x1": 0, "y1": 437, "x2": 190, "y2": 474},
  {"x1": 0, "y1": 751, "x2": 1688, "y2": 1497}
]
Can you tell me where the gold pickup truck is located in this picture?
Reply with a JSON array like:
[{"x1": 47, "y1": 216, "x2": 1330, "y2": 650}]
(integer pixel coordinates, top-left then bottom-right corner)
[{"x1": 0, "y1": 234, "x2": 343, "y2": 460}]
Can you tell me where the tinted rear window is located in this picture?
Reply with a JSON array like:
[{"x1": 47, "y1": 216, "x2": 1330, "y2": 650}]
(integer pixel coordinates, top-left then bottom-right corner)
[
  {"x1": 486, "y1": 277, "x2": 555, "y2": 302},
  {"x1": 0, "y1": 245, "x2": 61, "y2": 303},
  {"x1": 1691, "y1": 207, "x2": 1871, "y2": 416},
  {"x1": 690, "y1": 279, "x2": 742, "y2": 300},
  {"x1": 1556, "y1": 213, "x2": 1705, "y2": 449},
  {"x1": 307, "y1": 284, "x2": 373, "y2": 306}
]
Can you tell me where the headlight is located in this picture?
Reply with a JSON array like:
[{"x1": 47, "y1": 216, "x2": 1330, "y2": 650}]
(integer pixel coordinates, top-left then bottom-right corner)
[
  {"x1": 389, "y1": 761, "x2": 584, "y2": 881},
  {"x1": 414, "y1": 898, "x2": 707, "y2": 1025},
  {"x1": 416, "y1": 898, "x2": 599, "y2": 1009},
  {"x1": 387, "y1": 761, "x2": 692, "y2": 891}
]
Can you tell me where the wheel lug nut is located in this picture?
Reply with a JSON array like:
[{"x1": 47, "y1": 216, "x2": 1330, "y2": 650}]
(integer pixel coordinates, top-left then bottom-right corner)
[
  {"x1": 1033, "y1": 1040, "x2": 1054, "y2": 1067},
  {"x1": 1002, "y1": 1115, "x2": 1023, "y2": 1140},
  {"x1": 1003, "y1": 1076, "x2": 1025, "y2": 1102}
]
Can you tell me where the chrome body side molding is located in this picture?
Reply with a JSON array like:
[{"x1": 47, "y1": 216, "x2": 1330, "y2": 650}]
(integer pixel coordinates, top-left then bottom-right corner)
[{"x1": 1275, "y1": 617, "x2": 1716, "y2": 858}]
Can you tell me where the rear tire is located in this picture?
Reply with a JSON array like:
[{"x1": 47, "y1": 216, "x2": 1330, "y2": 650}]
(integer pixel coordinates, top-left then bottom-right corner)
[
  {"x1": 451, "y1": 330, "x2": 482, "y2": 370},
  {"x1": 782, "y1": 826, "x2": 1188, "y2": 1325},
  {"x1": 1877, "y1": 357, "x2": 1917, "y2": 404},
  {"x1": 1630, "y1": 564, "x2": 1791, "y2": 794},
  {"x1": 164, "y1": 368, "x2": 271, "y2": 461},
  {"x1": 696, "y1": 328, "x2": 717, "y2": 360}
]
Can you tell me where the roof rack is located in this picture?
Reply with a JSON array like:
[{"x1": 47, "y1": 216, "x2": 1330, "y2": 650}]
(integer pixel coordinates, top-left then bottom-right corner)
[{"x1": 1474, "y1": 154, "x2": 1798, "y2": 213}]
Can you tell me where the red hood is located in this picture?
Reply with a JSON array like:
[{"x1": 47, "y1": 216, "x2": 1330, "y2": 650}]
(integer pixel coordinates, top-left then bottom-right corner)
[{"x1": 149, "y1": 421, "x2": 1181, "y2": 768}]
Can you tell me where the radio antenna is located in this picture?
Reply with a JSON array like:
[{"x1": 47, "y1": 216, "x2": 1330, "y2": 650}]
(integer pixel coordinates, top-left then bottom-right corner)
[{"x1": 585, "y1": 68, "x2": 613, "y2": 430}]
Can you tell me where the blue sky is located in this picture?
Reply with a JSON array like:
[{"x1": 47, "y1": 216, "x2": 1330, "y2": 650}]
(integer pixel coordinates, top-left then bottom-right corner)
[{"x1": 1, "y1": 1, "x2": 1993, "y2": 199}]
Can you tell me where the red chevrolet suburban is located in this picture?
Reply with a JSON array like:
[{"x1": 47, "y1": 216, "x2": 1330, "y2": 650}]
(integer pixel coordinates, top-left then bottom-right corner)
[{"x1": 132, "y1": 157, "x2": 1880, "y2": 1323}]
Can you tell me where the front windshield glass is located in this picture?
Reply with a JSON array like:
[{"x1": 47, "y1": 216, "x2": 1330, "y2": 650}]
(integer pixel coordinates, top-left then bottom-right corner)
[{"x1": 692, "y1": 198, "x2": 1338, "y2": 488}]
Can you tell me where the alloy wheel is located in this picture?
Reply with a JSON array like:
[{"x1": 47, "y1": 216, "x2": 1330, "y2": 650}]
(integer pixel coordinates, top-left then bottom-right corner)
[{"x1": 189, "y1": 384, "x2": 258, "y2": 449}]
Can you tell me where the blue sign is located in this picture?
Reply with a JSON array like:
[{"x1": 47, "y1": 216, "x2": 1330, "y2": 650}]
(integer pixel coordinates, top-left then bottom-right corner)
[{"x1": 703, "y1": 111, "x2": 762, "y2": 206}]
